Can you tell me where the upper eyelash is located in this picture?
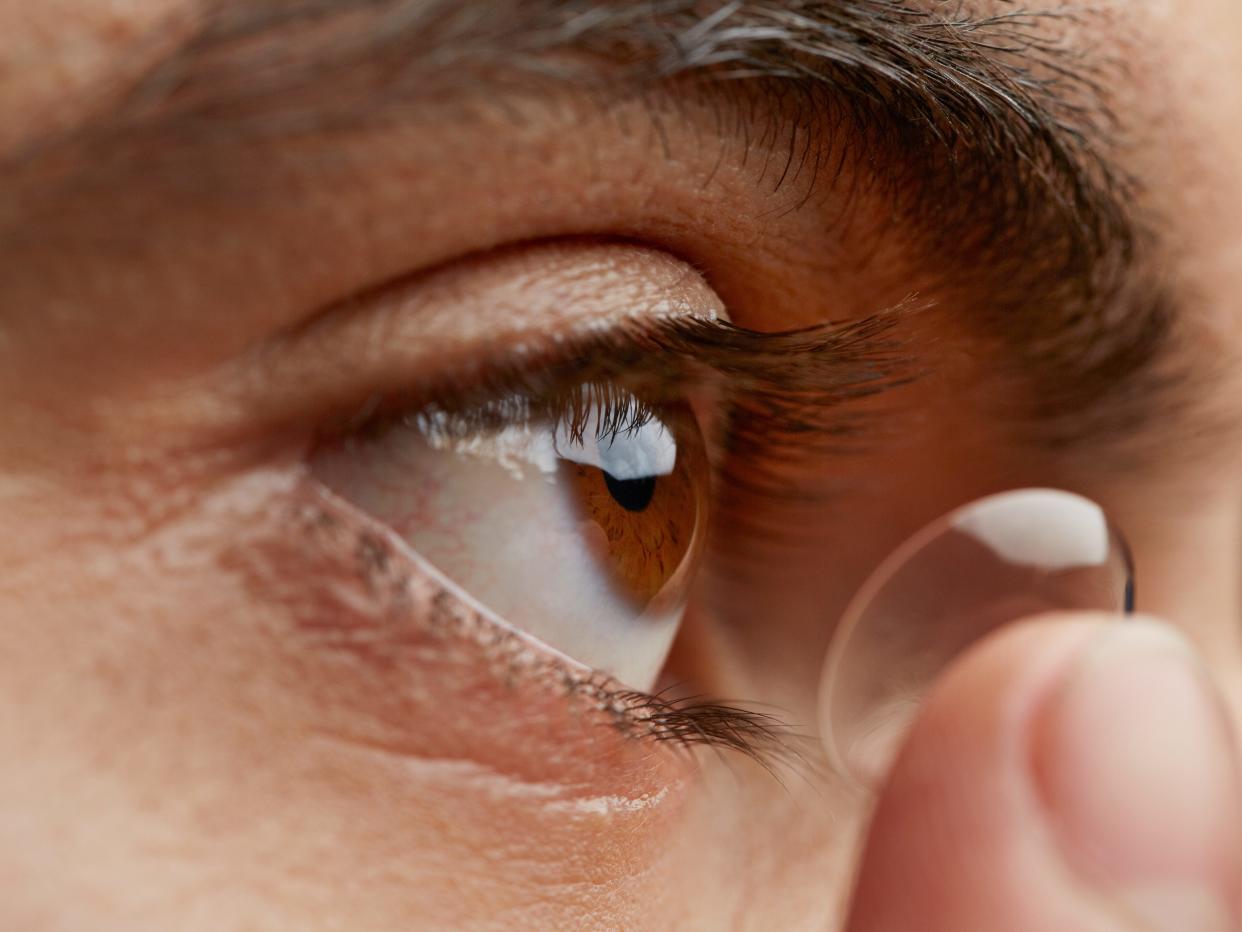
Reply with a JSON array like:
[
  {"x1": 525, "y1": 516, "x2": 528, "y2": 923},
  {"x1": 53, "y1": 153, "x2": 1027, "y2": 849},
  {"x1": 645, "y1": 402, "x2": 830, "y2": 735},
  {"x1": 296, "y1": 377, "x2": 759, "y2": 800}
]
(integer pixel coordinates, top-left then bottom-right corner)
[
  {"x1": 405, "y1": 381, "x2": 662, "y2": 448},
  {"x1": 343, "y1": 309, "x2": 917, "y2": 466}
]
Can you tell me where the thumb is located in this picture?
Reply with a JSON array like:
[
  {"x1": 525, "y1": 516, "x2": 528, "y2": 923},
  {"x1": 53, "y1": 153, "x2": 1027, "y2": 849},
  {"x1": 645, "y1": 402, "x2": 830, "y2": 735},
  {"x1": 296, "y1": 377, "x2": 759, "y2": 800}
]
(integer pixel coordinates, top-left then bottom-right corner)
[{"x1": 843, "y1": 617, "x2": 1242, "y2": 932}]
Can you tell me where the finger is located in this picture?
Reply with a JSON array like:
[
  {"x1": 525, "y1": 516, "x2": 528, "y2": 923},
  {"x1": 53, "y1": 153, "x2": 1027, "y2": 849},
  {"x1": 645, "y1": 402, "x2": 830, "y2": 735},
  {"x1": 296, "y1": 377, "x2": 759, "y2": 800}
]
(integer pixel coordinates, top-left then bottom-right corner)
[{"x1": 843, "y1": 616, "x2": 1242, "y2": 932}]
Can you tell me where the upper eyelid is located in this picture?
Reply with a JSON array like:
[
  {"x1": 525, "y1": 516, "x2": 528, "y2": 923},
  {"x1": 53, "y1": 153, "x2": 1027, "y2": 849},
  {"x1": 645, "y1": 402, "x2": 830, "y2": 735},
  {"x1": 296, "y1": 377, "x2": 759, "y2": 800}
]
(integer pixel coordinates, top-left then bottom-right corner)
[
  {"x1": 91, "y1": 245, "x2": 916, "y2": 514},
  {"x1": 190, "y1": 241, "x2": 715, "y2": 433},
  {"x1": 323, "y1": 311, "x2": 913, "y2": 448},
  {"x1": 197, "y1": 237, "x2": 914, "y2": 470}
]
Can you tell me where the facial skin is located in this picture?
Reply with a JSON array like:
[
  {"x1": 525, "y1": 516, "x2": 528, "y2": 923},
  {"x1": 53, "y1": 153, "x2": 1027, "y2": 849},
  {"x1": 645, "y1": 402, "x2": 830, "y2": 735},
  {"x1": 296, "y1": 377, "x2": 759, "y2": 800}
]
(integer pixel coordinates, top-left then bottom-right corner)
[{"x1": 2, "y1": 1, "x2": 1241, "y2": 929}]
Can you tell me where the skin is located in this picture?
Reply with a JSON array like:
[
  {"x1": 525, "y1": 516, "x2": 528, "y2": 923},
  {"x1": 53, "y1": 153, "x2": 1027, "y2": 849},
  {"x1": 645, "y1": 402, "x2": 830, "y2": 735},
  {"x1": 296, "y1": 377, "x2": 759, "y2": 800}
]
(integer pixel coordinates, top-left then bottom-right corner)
[{"x1": 1, "y1": 1, "x2": 1241, "y2": 929}]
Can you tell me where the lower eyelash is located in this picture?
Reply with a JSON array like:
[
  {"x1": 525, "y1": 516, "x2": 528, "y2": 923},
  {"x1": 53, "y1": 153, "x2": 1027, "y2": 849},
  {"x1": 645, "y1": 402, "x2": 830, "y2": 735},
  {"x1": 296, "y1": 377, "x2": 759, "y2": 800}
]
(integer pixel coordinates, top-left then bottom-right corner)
[
  {"x1": 280, "y1": 475, "x2": 806, "y2": 774},
  {"x1": 609, "y1": 686, "x2": 811, "y2": 779}
]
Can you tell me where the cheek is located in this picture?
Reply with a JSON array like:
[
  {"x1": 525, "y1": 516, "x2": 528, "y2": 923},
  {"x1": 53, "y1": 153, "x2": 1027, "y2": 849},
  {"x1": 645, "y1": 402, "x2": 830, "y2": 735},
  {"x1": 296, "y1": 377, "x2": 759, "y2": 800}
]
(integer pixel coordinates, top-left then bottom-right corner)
[{"x1": 0, "y1": 463, "x2": 692, "y2": 927}]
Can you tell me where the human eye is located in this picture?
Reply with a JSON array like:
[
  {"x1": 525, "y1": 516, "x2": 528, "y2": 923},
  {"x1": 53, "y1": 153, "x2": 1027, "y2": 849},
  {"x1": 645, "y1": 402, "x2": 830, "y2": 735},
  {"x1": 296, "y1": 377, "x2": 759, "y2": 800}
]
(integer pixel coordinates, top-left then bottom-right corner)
[
  {"x1": 310, "y1": 376, "x2": 710, "y2": 691},
  {"x1": 258, "y1": 235, "x2": 909, "y2": 774}
]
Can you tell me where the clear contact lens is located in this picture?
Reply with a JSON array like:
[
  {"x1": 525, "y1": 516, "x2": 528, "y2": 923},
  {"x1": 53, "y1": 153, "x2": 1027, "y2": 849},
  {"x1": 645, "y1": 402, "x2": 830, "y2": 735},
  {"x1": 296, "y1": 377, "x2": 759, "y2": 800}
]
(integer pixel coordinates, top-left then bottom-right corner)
[{"x1": 819, "y1": 489, "x2": 1134, "y2": 791}]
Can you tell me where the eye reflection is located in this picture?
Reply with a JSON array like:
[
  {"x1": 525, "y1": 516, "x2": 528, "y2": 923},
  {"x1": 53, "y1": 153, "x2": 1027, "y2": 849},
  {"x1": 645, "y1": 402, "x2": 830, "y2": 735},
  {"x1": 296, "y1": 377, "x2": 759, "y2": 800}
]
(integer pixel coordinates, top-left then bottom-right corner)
[{"x1": 311, "y1": 383, "x2": 709, "y2": 689}]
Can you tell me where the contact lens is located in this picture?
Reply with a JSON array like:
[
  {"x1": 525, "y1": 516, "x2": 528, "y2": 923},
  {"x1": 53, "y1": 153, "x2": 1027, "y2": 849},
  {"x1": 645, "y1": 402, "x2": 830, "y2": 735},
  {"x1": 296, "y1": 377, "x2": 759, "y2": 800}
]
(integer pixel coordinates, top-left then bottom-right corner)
[{"x1": 818, "y1": 489, "x2": 1134, "y2": 790}]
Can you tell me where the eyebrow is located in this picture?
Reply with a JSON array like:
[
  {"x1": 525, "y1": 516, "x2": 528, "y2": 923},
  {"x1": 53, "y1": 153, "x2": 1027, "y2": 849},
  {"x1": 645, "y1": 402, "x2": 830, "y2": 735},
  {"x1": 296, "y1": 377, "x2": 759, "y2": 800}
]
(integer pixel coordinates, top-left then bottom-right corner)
[{"x1": 32, "y1": 0, "x2": 1190, "y2": 459}]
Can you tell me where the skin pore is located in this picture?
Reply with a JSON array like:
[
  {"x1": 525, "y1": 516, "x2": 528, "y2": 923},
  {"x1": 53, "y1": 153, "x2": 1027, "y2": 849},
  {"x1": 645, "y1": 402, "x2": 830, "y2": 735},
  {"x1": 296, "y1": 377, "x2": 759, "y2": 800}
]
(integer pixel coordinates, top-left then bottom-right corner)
[{"x1": 2, "y1": 1, "x2": 1242, "y2": 929}]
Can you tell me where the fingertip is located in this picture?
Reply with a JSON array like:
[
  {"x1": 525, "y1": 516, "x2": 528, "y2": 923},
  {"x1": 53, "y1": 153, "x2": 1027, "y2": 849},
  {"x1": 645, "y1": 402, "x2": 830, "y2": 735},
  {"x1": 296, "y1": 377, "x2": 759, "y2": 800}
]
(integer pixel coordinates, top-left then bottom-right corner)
[
  {"x1": 844, "y1": 614, "x2": 1242, "y2": 932},
  {"x1": 844, "y1": 616, "x2": 1106, "y2": 931},
  {"x1": 1031, "y1": 618, "x2": 1242, "y2": 931}
]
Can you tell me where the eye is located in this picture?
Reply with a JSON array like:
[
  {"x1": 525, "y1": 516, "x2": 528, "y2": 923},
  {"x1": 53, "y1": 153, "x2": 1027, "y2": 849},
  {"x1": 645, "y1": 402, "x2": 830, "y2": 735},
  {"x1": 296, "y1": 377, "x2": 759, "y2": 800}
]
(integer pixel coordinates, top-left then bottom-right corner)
[{"x1": 310, "y1": 382, "x2": 710, "y2": 689}]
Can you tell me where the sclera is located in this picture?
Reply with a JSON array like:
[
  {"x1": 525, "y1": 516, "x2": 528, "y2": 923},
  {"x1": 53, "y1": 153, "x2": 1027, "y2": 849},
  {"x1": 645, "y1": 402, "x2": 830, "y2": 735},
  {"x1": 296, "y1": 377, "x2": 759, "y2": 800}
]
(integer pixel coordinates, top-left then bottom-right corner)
[{"x1": 818, "y1": 489, "x2": 1134, "y2": 791}]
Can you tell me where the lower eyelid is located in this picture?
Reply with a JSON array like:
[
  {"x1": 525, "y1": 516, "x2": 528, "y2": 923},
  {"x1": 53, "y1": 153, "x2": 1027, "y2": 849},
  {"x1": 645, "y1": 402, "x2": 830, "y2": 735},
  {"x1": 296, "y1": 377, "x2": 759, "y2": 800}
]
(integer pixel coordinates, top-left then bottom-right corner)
[{"x1": 225, "y1": 468, "x2": 695, "y2": 795}]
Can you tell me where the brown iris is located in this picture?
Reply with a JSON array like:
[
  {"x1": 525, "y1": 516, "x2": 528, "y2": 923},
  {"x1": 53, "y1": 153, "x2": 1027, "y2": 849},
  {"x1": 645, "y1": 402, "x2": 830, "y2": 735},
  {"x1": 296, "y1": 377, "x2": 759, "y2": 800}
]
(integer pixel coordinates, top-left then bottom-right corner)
[{"x1": 563, "y1": 410, "x2": 704, "y2": 610}]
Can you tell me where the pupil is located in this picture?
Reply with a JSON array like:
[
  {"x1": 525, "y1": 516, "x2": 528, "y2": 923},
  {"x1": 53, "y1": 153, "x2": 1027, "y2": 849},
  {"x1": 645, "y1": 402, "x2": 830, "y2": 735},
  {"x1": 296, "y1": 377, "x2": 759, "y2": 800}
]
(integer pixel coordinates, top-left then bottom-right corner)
[{"x1": 603, "y1": 472, "x2": 657, "y2": 512}]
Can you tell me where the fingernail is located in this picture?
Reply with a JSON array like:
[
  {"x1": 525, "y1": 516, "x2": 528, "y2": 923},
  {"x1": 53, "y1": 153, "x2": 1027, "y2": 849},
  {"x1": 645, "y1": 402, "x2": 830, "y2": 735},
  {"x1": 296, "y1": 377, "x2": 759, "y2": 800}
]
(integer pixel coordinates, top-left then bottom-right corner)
[{"x1": 1032, "y1": 619, "x2": 1241, "y2": 932}]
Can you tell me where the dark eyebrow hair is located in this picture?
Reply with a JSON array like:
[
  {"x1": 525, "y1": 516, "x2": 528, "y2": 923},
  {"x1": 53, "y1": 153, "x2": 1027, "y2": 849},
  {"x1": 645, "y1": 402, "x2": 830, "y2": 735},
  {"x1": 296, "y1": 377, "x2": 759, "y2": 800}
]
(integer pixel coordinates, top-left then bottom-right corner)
[{"x1": 26, "y1": 0, "x2": 1194, "y2": 461}]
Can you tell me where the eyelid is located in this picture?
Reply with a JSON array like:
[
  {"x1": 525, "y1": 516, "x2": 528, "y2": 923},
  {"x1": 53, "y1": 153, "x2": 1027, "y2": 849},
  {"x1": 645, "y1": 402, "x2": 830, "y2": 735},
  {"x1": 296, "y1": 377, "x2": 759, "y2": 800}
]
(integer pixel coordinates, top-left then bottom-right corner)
[
  {"x1": 219, "y1": 237, "x2": 910, "y2": 459},
  {"x1": 242, "y1": 472, "x2": 692, "y2": 792},
  {"x1": 315, "y1": 305, "x2": 914, "y2": 494},
  {"x1": 221, "y1": 240, "x2": 725, "y2": 434}
]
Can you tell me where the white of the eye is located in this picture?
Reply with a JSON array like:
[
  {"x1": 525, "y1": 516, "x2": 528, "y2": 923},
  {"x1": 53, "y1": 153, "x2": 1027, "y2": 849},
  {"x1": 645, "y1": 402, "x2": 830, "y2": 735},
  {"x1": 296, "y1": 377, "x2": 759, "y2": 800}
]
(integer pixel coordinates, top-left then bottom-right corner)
[
  {"x1": 414, "y1": 409, "x2": 560, "y2": 482},
  {"x1": 552, "y1": 409, "x2": 677, "y2": 480},
  {"x1": 333, "y1": 403, "x2": 691, "y2": 689}
]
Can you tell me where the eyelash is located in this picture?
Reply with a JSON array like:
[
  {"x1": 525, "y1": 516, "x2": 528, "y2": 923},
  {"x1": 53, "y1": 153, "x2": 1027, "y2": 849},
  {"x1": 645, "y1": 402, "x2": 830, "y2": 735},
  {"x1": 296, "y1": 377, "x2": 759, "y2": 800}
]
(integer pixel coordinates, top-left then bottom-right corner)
[
  {"x1": 401, "y1": 381, "x2": 664, "y2": 450},
  {"x1": 339, "y1": 310, "x2": 913, "y2": 466},
  {"x1": 319, "y1": 312, "x2": 912, "y2": 770}
]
